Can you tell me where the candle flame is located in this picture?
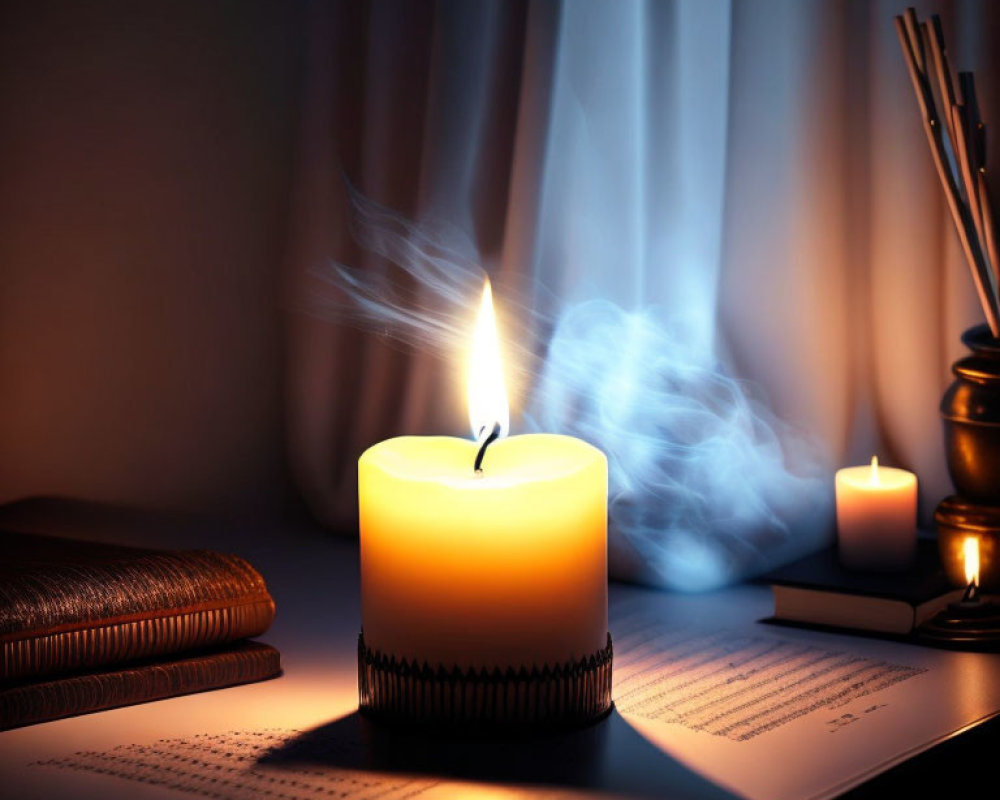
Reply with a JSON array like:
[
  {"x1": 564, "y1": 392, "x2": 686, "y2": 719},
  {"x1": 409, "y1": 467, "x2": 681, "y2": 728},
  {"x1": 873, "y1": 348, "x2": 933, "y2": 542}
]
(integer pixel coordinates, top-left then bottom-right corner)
[
  {"x1": 870, "y1": 455, "x2": 879, "y2": 486},
  {"x1": 964, "y1": 536, "x2": 980, "y2": 588},
  {"x1": 467, "y1": 279, "x2": 510, "y2": 441}
]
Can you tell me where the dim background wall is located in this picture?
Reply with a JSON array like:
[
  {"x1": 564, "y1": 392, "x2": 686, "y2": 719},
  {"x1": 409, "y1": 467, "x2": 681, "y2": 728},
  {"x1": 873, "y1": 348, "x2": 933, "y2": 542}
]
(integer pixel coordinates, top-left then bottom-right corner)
[
  {"x1": 1, "y1": 0, "x2": 999, "y2": 588},
  {"x1": 0, "y1": 0, "x2": 305, "y2": 515}
]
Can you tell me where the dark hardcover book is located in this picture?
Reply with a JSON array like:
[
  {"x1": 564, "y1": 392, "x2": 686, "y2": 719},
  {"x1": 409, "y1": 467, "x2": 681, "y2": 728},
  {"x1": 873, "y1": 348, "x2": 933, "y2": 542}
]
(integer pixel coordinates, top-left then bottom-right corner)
[
  {"x1": 1, "y1": 531, "x2": 276, "y2": 681},
  {"x1": 0, "y1": 641, "x2": 281, "y2": 730},
  {"x1": 764, "y1": 539, "x2": 965, "y2": 635}
]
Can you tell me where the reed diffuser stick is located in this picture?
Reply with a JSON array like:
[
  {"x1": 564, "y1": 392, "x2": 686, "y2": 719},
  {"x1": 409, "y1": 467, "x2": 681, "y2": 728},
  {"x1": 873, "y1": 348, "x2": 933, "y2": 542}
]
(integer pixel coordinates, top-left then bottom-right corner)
[
  {"x1": 959, "y1": 72, "x2": 986, "y2": 167},
  {"x1": 979, "y1": 170, "x2": 1000, "y2": 298},
  {"x1": 895, "y1": 12, "x2": 1000, "y2": 336},
  {"x1": 953, "y1": 103, "x2": 987, "y2": 250},
  {"x1": 923, "y1": 18, "x2": 958, "y2": 148},
  {"x1": 903, "y1": 8, "x2": 925, "y2": 73},
  {"x1": 895, "y1": 16, "x2": 934, "y2": 120}
]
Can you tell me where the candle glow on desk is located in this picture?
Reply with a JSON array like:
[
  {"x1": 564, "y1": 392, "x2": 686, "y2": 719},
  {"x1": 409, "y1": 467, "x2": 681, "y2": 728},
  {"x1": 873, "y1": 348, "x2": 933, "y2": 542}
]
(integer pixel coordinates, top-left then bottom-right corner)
[
  {"x1": 835, "y1": 456, "x2": 917, "y2": 572},
  {"x1": 358, "y1": 280, "x2": 608, "y2": 671}
]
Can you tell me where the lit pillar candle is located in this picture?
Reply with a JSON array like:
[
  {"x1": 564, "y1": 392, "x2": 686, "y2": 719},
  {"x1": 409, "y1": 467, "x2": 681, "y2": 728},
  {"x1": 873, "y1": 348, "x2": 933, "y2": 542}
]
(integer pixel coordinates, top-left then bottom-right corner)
[
  {"x1": 835, "y1": 456, "x2": 917, "y2": 571},
  {"x1": 358, "y1": 281, "x2": 608, "y2": 670}
]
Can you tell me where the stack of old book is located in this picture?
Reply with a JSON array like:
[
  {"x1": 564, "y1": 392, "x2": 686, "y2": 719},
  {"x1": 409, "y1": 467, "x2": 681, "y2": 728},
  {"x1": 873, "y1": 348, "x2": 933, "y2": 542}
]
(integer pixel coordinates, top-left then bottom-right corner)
[{"x1": 1, "y1": 530, "x2": 280, "y2": 729}]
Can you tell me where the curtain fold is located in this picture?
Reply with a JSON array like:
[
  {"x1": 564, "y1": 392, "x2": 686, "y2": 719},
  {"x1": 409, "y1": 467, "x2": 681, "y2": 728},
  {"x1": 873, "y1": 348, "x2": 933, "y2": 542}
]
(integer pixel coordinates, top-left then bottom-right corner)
[{"x1": 285, "y1": 0, "x2": 1000, "y2": 588}]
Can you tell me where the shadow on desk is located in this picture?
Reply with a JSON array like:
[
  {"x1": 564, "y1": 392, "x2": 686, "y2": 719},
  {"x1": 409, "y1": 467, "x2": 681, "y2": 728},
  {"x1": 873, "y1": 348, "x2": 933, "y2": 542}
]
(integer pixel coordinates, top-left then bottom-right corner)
[{"x1": 259, "y1": 710, "x2": 739, "y2": 799}]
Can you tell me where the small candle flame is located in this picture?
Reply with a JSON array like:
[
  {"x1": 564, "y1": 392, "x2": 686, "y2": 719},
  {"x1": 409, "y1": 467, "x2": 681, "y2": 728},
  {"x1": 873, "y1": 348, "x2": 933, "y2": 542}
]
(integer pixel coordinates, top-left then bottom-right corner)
[
  {"x1": 964, "y1": 536, "x2": 980, "y2": 588},
  {"x1": 869, "y1": 455, "x2": 880, "y2": 487},
  {"x1": 467, "y1": 278, "x2": 510, "y2": 442}
]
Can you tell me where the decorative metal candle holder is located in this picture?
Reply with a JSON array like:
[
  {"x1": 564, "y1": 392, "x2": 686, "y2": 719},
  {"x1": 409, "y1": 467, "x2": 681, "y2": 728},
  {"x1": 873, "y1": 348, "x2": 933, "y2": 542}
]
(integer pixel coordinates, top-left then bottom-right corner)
[
  {"x1": 357, "y1": 632, "x2": 613, "y2": 731},
  {"x1": 935, "y1": 496, "x2": 1000, "y2": 592},
  {"x1": 941, "y1": 324, "x2": 1000, "y2": 503},
  {"x1": 917, "y1": 581, "x2": 1000, "y2": 650},
  {"x1": 926, "y1": 497, "x2": 1000, "y2": 648},
  {"x1": 923, "y1": 325, "x2": 1000, "y2": 649},
  {"x1": 934, "y1": 325, "x2": 1000, "y2": 593}
]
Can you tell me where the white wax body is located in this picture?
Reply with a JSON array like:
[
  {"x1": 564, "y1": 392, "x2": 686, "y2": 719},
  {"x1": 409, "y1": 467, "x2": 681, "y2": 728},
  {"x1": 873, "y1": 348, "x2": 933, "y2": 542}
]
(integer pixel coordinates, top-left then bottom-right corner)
[
  {"x1": 835, "y1": 465, "x2": 917, "y2": 571},
  {"x1": 358, "y1": 434, "x2": 608, "y2": 671}
]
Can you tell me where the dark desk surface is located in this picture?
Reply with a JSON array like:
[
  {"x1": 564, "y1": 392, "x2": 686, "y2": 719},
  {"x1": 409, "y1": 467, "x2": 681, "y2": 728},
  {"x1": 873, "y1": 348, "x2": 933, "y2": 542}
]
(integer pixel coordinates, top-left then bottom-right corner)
[{"x1": 1, "y1": 498, "x2": 998, "y2": 800}]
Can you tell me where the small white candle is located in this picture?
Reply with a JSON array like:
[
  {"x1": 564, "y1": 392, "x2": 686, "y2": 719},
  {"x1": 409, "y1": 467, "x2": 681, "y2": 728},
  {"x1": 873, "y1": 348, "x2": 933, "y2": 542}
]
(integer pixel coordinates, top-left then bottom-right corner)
[{"x1": 835, "y1": 456, "x2": 917, "y2": 571}]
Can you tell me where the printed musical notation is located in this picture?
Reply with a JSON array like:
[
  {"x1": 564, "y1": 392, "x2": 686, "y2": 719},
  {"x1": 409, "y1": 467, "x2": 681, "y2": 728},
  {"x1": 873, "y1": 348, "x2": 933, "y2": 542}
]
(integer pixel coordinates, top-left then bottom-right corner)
[
  {"x1": 612, "y1": 612, "x2": 924, "y2": 741},
  {"x1": 36, "y1": 729, "x2": 437, "y2": 800},
  {"x1": 33, "y1": 727, "x2": 581, "y2": 800}
]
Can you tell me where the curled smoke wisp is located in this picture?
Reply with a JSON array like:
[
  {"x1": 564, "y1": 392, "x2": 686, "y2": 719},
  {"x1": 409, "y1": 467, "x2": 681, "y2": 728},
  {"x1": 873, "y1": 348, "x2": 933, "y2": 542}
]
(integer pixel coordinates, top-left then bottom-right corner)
[
  {"x1": 304, "y1": 183, "x2": 485, "y2": 355},
  {"x1": 303, "y1": 185, "x2": 543, "y2": 394},
  {"x1": 305, "y1": 190, "x2": 833, "y2": 590}
]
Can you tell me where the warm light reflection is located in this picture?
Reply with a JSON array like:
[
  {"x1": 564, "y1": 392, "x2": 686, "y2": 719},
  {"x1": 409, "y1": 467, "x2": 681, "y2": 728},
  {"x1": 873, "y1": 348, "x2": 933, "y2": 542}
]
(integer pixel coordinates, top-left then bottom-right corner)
[
  {"x1": 870, "y1": 455, "x2": 879, "y2": 486},
  {"x1": 467, "y1": 279, "x2": 510, "y2": 441},
  {"x1": 964, "y1": 536, "x2": 980, "y2": 587}
]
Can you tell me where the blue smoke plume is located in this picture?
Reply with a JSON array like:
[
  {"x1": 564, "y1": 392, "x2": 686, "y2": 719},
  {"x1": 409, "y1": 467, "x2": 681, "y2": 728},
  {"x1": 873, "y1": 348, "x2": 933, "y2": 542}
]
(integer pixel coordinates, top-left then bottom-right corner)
[
  {"x1": 529, "y1": 300, "x2": 831, "y2": 590},
  {"x1": 304, "y1": 189, "x2": 834, "y2": 590}
]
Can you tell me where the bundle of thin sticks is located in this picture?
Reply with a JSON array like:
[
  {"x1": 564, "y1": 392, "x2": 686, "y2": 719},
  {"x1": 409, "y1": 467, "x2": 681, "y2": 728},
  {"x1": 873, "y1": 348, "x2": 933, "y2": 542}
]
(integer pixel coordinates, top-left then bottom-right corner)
[{"x1": 895, "y1": 7, "x2": 1000, "y2": 337}]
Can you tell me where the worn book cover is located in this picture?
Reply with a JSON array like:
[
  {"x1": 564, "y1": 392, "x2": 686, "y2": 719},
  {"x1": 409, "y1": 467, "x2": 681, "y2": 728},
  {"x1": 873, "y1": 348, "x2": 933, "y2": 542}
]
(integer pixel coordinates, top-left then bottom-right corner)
[
  {"x1": 1, "y1": 531, "x2": 276, "y2": 681},
  {"x1": 764, "y1": 538, "x2": 964, "y2": 635},
  {"x1": 1, "y1": 641, "x2": 281, "y2": 730}
]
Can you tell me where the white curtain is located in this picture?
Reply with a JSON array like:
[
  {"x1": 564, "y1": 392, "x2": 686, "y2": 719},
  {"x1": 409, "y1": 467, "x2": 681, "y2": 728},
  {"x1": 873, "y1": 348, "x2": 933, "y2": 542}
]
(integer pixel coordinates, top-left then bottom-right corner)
[{"x1": 285, "y1": 0, "x2": 998, "y2": 588}]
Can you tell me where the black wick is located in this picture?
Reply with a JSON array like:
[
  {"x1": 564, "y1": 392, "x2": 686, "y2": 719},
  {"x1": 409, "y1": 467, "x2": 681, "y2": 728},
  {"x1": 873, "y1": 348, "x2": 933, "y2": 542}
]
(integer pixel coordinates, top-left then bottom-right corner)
[
  {"x1": 474, "y1": 422, "x2": 502, "y2": 473},
  {"x1": 962, "y1": 579, "x2": 981, "y2": 604}
]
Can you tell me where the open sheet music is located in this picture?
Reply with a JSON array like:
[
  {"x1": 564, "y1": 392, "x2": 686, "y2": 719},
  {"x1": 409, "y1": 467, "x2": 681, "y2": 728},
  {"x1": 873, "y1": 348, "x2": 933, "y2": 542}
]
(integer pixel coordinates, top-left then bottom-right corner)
[{"x1": 611, "y1": 591, "x2": 1000, "y2": 800}]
